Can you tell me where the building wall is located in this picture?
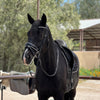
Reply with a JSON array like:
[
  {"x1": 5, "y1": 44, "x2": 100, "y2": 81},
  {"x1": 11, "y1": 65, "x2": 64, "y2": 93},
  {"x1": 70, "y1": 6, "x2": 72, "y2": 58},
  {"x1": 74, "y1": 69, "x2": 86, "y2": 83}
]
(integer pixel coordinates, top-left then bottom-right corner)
[
  {"x1": 74, "y1": 51, "x2": 100, "y2": 69},
  {"x1": 86, "y1": 39, "x2": 100, "y2": 51}
]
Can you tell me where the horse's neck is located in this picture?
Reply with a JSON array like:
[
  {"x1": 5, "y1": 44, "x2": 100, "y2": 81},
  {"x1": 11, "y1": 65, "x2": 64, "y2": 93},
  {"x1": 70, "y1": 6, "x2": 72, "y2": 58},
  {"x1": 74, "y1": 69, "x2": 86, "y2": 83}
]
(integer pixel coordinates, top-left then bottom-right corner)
[{"x1": 40, "y1": 40, "x2": 56, "y2": 74}]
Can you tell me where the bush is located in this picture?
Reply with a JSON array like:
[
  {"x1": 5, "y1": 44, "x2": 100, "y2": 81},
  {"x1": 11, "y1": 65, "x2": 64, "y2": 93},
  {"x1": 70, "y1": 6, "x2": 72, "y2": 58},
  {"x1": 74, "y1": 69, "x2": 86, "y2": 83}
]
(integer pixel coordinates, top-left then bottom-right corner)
[{"x1": 79, "y1": 68, "x2": 100, "y2": 77}]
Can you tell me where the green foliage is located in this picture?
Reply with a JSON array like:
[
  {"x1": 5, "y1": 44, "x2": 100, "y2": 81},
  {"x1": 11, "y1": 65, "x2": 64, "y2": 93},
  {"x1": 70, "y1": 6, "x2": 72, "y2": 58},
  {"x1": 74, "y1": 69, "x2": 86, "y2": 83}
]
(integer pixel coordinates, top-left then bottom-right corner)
[
  {"x1": 40, "y1": 1, "x2": 80, "y2": 48},
  {"x1": 80, "y1": 68, "x2": 100, "y2": 77},
  {"x1": 74, "y1": 0, "x2": 100, "y2": 19},
  {"x1": 59, "y1": 3, "x2": 80, "y2": 49},
  {"x1": 0, "y1": 0, "x2": 32, "y2": 71},
  {"x1": 0, "y1": 0, "x2": 80, "y2": 72}
]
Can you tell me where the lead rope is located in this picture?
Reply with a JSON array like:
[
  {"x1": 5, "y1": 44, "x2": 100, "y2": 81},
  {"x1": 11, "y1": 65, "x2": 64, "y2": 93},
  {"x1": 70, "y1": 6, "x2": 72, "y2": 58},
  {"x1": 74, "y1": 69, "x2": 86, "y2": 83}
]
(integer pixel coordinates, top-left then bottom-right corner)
[{"x1": 29, "y1": 66, "x2": 33, "y2": 78}]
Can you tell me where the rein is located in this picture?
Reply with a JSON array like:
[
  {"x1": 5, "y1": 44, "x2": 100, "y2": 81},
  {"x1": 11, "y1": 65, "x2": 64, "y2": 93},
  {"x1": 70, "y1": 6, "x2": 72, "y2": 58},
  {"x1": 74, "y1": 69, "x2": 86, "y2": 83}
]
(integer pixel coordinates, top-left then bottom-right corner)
[
  {"x1": 25, "y1": 26, "x2": 59, "y2": 77},
  {"x1": 26, "y1": 41, "x2": 59, "y2": 77},
  {"x1": 40, "y1": 48, "x2": 59, "y2": 77}
]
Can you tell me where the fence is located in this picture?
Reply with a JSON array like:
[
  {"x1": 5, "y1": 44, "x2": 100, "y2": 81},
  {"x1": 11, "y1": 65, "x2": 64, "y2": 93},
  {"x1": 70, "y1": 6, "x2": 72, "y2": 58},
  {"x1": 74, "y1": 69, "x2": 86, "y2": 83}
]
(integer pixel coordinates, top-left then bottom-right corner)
[
  {"x1": 0, "y1": 74, "x2": 100, "y2": 80},
  {"x1": 0, "y1": 71, "x2": 35, "y2": 100},
  {"x1": 0, "y1": 72, "x2": 100, "y2": 100}
]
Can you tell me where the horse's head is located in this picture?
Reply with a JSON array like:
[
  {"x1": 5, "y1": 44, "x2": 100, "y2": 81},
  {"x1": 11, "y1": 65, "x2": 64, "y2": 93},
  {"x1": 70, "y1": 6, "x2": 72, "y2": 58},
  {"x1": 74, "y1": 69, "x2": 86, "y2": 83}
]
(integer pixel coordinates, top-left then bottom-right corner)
[{"x1": 22, "y1": 13, "x2": 49, "y2": 65}]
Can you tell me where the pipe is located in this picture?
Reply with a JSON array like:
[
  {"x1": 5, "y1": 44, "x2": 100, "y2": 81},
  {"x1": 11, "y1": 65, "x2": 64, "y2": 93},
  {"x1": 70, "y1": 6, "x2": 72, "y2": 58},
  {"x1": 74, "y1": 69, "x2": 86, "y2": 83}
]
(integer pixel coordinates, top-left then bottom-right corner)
[
  {"x1": 79, "y1": 76, "x2": 100, "y2": 80},
  {"x1": 0, "y1": 74, "x2": 35, "y2": 79},
  {"x1": 0, "y1": 75, "x2": 100, "y2": 80}
]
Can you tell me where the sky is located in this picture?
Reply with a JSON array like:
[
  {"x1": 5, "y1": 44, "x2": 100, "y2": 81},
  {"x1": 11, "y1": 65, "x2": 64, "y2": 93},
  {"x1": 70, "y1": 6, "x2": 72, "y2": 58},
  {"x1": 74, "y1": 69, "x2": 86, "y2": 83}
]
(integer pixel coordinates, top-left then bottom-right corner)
[{"x1": 64, "y1": 0, "x2": 75, "y2": 3}]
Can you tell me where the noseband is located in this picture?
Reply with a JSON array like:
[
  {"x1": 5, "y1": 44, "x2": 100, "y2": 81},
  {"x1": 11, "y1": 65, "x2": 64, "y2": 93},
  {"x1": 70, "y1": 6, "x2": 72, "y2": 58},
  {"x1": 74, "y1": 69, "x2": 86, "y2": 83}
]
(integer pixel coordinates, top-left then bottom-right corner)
[{"x1": 25, "y1": 42, "x2": 39, "y2": 56}]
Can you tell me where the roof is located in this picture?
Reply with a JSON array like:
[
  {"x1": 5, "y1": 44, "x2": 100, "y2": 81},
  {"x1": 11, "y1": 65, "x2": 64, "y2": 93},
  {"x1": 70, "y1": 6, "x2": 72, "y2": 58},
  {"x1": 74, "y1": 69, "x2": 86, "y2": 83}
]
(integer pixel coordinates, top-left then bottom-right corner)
[{"x1": 67, "y1": 19, "x2": 100, "y2": 40}]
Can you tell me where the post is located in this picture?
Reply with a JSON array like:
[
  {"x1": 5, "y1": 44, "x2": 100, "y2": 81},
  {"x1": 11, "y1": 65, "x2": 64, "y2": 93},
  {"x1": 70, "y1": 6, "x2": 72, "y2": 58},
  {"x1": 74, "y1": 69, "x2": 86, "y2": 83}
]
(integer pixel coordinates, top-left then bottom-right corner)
[
  {"x1": 80, "y1": 30, "x2": 82, "y2": 51},
  {"x1": 1, "y1": 87, "x2": 3, "y2": 100},
  {"x1": 0, "y1": 81, "x2": 6, "y2": 100},
  {"x1": 80, "y1": 29, "x2": 84, "y2": 51},
  {"x1": 1, "y1": 86, "x2": 6, "y2": 100},
  {"x1": 37, "y1": 0, "x2": 40, "y2": 19}
]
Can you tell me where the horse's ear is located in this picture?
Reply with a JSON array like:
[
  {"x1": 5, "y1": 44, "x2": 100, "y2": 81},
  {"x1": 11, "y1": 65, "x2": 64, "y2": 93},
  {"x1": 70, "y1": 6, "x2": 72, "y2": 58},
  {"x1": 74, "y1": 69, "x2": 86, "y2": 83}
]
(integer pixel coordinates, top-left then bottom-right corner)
[
  {"x1": 27, "y1": 13, "x2": 34, "y2": 24},
  {"x1": 41, "y1": 13, "x2": 47, "y2": 26}
]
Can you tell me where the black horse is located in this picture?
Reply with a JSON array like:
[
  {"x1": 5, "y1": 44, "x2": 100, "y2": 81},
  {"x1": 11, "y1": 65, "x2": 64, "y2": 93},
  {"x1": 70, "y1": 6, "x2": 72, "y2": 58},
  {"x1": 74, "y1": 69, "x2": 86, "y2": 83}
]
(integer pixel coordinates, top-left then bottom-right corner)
[{"x1": 22, "y1": 13, "x2": 79, "y2": 100}]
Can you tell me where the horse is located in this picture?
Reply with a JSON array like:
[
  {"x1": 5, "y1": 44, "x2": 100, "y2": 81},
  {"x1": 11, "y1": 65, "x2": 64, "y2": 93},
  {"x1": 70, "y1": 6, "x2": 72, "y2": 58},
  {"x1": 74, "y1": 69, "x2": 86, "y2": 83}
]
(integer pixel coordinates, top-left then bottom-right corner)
[{"x1": 22, "y1": 13, "x2": 79, "y2": 100}]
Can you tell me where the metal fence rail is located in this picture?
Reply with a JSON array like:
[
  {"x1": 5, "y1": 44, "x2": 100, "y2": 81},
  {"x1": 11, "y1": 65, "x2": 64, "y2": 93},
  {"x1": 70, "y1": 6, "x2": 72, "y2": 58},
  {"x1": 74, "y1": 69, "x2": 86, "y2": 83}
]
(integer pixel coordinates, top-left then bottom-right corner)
[
  {"x1": 0, "y1": 75, "x2": 100, "y2": 80},
  {"x1": 79, "y1": 76, "x2": 100, "y2": 80},
  {"x1": 0, "y1": 74, "x2": 100, "y2": 100},
  {"x1": 0, "y1": 74, "x2": 35, "y2": 100},
  {"x1": 0, "y1": 74, "x2": 35, "y2": 79}
]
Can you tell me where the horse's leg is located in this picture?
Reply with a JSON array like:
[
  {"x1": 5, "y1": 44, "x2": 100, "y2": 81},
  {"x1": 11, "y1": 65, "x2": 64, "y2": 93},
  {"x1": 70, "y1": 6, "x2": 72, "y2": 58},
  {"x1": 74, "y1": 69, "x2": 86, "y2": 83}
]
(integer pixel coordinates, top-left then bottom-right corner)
[
  {"x1": 54, "y1": 92, "x2": 64, "y2": 100},
  {"x1": 64, "y1": 92, "x2": 70, "y2": 100},
  {"x1": 38, "y1": 93, "x2": 48, "y2": 100},
  {"x1": 64, "y1": 88, "x2": 76, "y2": 100},
  {"x1": 70, "y1": 88, "x2": 76, "y2": 100},
  {"x1": 38, "y1": 96, "x2": 48, "y2": 100}
]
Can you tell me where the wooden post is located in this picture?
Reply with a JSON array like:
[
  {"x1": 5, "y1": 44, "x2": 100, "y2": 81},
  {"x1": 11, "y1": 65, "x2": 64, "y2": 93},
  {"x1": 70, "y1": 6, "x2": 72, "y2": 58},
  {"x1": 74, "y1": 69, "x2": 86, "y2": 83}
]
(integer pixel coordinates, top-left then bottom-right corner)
[
  {"x1": 80, "y1": 29, "x2": 84, "y2": 51},
  {"x1": 82, "y1": 29, "x2": 84, "y2": 50},
  {"x1": 80, "y1": 30, "x2": 82, "y2": 51},
  {"x1": 37, "y1": 0, "x2": 40, "y2": 19}
]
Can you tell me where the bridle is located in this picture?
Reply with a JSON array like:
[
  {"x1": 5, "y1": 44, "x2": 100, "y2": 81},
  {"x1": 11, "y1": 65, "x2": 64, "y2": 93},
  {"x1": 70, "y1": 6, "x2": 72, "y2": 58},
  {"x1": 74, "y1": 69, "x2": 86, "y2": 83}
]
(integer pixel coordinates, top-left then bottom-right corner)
[
  {"x1": 25, "y1": 42, "x2": 39, "y2": 56},
  {"x1": 25, "y1": 26, "x2": 48, "y2": 57},
  {"x1": 24, "y1": 26, "x2": 59, "y2": 77}
]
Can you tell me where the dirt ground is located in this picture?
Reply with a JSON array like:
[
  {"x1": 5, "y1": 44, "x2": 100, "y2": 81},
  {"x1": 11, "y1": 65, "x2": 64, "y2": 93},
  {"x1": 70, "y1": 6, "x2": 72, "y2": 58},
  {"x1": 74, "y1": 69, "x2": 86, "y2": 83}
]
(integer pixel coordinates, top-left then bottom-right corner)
[
  {"x1": 0, "y1": 80, "x2": 100, "y2": 100},
  {"x1": 75, "y1": 80, "x2": 100, "y2": 100}
]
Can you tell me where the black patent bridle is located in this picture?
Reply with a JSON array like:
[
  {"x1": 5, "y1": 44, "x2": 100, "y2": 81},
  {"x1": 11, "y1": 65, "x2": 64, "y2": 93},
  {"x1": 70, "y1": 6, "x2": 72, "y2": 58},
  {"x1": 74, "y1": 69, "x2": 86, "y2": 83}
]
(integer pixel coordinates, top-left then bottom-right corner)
[
  {"x1": 24, "y1": 26, "x2": 59, "y2": 77},
  {"x1": 25, "y1": 26, "x2": 48, "y2": 57},
  {"x1": 25, "y1": 42, "x2": 39, "y2": 55}
]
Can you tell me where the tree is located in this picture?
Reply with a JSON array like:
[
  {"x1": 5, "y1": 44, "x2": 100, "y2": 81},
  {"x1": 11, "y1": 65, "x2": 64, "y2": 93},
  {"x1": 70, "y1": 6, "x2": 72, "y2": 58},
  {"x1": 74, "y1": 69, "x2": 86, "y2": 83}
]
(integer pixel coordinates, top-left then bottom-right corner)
[
  {"x1": 59, "y1": 3, "x2": 80, "y2": 49},
  {"x1": 0, "y1": 0, "x2": 80, "y2": 72},
  {"x1": 0, "y1": 0, "x2": 31, "y2": 71},
  {"x1": 74, "y1": 0, "x2": 100, "y2": 19},
  {"x1": 40, "y1": 1, "x2": 80, "y2": 48}
]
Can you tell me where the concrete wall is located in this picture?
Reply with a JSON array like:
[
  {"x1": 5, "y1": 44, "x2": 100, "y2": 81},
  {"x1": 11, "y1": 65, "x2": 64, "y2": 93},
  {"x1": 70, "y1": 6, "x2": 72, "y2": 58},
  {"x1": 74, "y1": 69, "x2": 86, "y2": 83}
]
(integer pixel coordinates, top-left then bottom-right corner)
[{"x1": 74, "y1": 51, "x2": 100, "y2": 69}]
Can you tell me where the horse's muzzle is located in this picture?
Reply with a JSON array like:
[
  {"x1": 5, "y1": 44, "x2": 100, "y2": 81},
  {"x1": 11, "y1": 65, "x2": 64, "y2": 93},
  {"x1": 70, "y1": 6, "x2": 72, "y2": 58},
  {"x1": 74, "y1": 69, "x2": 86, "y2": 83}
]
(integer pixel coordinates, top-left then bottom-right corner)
[{"x1": 22, "y1": 48, "x2": 34, "y2": 65}]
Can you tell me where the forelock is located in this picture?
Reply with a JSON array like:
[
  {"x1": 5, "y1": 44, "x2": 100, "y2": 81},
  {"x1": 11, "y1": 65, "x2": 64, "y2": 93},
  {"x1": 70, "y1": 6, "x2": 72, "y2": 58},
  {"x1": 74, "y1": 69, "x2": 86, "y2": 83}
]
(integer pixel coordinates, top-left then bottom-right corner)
[{"x1": 32, "y1": 20, "x2": 40, "y2": 28}]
